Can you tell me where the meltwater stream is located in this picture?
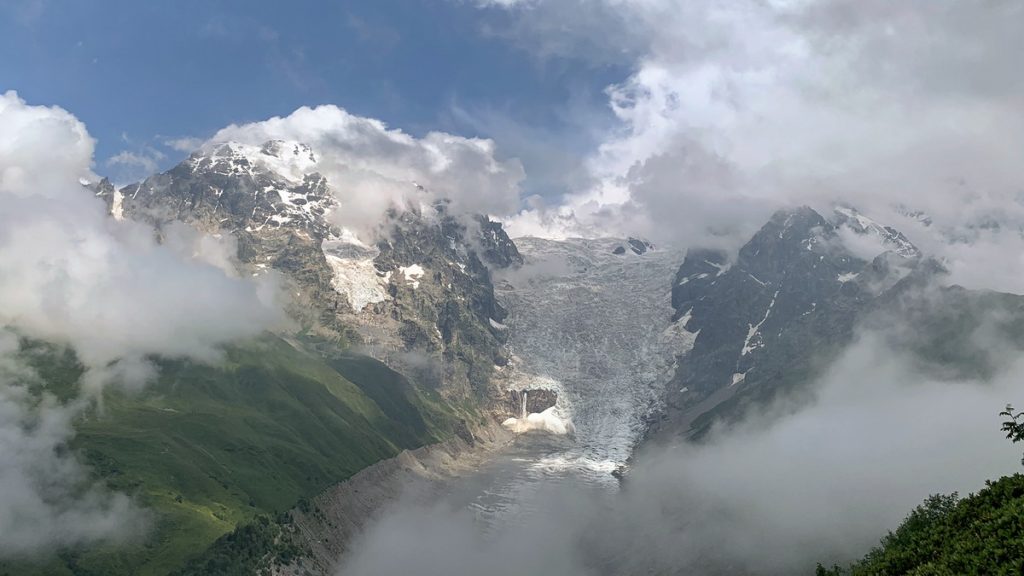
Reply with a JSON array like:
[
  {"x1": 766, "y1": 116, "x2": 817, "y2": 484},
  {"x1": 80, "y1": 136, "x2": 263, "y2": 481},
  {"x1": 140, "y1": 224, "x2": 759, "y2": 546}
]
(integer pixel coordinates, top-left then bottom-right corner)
[{"x1": 455, "y1": 237, "x2": 693, "y2": 529}]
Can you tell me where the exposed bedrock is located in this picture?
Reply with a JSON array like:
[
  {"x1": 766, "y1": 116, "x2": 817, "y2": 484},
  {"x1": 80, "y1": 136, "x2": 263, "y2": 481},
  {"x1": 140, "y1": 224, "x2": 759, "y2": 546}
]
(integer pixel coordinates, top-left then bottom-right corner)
[{"x1": 505, "y1": 389, "x2": 558, "y2": 418}]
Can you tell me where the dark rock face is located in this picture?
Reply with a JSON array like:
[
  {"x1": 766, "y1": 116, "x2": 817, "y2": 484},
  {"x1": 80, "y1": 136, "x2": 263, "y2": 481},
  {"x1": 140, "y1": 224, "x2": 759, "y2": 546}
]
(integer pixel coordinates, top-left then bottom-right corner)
[
  {"x1": 505, "y1": 389, "x2": 558, "y2": 417},
  {"x1": 452, "y1": 419, "x2": 476, "y2": 446},
  {"x1": 656, "y1": 205, "x2": 948, "y2": 438},
  {"x1": 611, "y1": 237, "x2": 654, "y2": 256},
  {"x1": 627, "y1": 237, "x2": 653, "y2": 255},
  {"x1": 475, "y1": 216, "x2": 524, "y2": 269},
  {"x1": 371, "y1": 202, "x2": 520, "y2": 397}
]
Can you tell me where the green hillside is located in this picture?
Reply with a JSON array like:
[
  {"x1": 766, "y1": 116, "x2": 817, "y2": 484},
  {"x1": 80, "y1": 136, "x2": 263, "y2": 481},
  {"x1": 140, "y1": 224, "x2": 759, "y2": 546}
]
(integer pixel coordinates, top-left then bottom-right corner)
[
  {"x1": 2, "y1": 335, "x2": 464, "y2": 576},
  {"x1": 816, "y1": 474, "x2": 1024, "y2": 575}
]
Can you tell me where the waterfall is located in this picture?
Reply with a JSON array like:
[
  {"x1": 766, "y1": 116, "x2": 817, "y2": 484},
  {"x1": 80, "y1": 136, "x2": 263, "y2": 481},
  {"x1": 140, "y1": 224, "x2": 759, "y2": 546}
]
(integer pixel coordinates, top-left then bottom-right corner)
[{"x1": 520, "y1": 390, "x2": 528, "y2": 419}]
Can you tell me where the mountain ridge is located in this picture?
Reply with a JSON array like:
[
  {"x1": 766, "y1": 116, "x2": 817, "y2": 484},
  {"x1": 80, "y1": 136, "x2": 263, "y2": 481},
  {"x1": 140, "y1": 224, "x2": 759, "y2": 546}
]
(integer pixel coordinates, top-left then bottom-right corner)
[{"x1": 650, "y1": 204, "x2": 1024, "y2": 442}]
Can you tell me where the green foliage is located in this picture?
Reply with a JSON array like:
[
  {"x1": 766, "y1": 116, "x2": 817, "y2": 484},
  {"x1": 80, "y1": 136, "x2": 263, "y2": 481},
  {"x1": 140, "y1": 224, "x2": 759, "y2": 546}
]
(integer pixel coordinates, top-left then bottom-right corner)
[
  {"x1": 1001, "y1": 404, "x2": 1024, "y2": 465},
  {"x1": 170, "y1": 514, "x2": 305, "y2": 576},
  {"x1": 819, "y1": 475, "x2": 1024, "y2": 575},
  {"x1": 0, "y1": 334, "x2": 463, "y2": 576}
]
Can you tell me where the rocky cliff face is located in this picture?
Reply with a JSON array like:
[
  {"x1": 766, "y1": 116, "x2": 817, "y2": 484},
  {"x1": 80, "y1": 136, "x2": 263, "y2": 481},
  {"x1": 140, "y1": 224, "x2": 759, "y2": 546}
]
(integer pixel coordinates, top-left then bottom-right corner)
[
  {"x1": 653, "y1": 205, "x2": 1024, "y2": 440},
  {"x1": 505, "y1": 389, "x2": 558, "y2": 418},
  {"x1": 100, "y1": 140, "x2": 521, "y2": 402}
]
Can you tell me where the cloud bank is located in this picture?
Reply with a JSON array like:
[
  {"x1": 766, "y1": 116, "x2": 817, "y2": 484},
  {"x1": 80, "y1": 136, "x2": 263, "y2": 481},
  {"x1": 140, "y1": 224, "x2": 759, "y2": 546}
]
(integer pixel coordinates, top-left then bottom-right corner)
[
  {"x1": 208, "y1": 105, "x2": 525, "y2": 238},
  {"x1": 340, "y1": 330, "x2": 1023, "y2": 575},
  {"x1": 478, "y1": 0, "x2": 1024, "y2": 291},
  {"x1": 0, "y1": 91, "x2": 282, "y2": 555}
]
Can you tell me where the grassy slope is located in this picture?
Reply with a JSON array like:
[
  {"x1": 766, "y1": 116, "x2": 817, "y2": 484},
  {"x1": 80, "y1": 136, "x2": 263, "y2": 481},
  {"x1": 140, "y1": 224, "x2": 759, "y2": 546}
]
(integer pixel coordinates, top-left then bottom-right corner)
[
  {"x1": 1, "y1": 335, "x2": 461, "y2": 576},
  {"x1": 818, "y1": 474, "x2": 1024, "y2": 575}
]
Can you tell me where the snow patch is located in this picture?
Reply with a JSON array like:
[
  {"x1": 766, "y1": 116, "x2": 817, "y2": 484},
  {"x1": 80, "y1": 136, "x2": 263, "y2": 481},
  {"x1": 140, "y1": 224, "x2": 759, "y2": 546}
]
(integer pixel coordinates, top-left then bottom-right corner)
[
  {"x1": 704, "y1": 259, "x2": 730, "y2": 276},
  {"x1": 747, "y1": 273, "x2": 767, "y2": 286},
  {"x1": 399, "y1": 264, "x2": 425, "y2": 289},
  {"x1": 742, "y1": 290, "x2": 779, "y2": 356},
  {"x1": 202, "y1": 140, "x2": 317, "y2": 185},
  {"x1": 110, "y1": 189, "x2": 124, "y2": 221},
  {"x1": 837, "y1": 272, "x2": 859, "y2": 283},
  {"x1": 322, "y1": 239, "x2": 389, "y2": 312}
]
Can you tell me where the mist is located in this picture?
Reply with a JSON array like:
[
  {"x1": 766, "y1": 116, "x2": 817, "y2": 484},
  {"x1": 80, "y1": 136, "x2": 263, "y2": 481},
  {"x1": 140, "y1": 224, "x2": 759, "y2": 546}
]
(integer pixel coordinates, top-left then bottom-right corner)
[
  {"x1": 339, "y1": 327, "x2": 1023, "y2": 575},
  {"x1": 0, "y1": 92, "x2": 283, "y2": 554}
]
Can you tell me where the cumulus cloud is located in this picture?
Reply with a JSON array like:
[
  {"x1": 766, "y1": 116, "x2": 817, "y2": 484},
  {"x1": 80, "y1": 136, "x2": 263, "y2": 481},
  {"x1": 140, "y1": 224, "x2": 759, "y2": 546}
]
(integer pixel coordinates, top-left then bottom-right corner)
[
  {"x1": 207, "y1": 105, "x2": 525, "y2": 239},
  {"x1": 0, "y1": 90, "x2": 282, "y2": 555},
  {"x1": 0, "y1": 90, "x2": 282, "y2": 374},
  {"x1": 484, "y1": 0, "x2": 1024, "y2": 279},
  {"x1": 340, "y1": 330, "x2": 1023, "y2": 575}
]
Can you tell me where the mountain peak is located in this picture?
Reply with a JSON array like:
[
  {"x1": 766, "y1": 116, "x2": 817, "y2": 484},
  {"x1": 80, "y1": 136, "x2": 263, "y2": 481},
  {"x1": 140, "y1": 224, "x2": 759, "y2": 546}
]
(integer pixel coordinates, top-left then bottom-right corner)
[{"x1": 188, "y1": 139, "x2": 319, "y2": 186}]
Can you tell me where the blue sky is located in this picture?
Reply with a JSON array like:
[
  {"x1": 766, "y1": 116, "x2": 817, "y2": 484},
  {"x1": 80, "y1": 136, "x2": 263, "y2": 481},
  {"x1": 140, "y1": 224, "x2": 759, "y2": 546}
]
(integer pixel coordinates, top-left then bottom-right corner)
[{"x1": 1, "y1": 0, "x2": 630, "y2": 194}]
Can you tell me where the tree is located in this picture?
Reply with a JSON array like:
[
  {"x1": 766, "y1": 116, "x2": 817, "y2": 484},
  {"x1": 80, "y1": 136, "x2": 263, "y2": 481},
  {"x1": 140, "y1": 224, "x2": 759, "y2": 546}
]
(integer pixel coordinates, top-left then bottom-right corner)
[{"x1": 999, "y1": 404, "x2": 1024, "y2": 465}]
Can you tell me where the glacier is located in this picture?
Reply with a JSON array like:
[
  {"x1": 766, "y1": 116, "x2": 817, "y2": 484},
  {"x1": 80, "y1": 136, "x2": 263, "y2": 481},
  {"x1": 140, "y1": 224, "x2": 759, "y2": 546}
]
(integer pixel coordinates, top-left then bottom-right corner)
[{"x1": 494, "y1": 237, "x2": 695, "y2": 472}]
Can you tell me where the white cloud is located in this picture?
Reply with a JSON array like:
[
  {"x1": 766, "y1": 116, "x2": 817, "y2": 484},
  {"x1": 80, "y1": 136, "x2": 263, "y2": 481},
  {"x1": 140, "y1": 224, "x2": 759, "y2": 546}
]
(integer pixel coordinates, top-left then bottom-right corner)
[
  {"x1": 162, "y1": 136, "x2": 203, "y2": 153},
  {"x1": 340, "y1": 331, "x2": 1023, "y2": 575},
  {"x1": 0, "y1": 90, "x2": 283, "y2": 555},
  {"x1": 486, "y1": 0, "x2": 1024, "y2": 284},
  {"x1": 207, "y1": 104, "x2": 526, "y2": 239},
  {"x1": 105, "y1": 147, "x2": 165, "y2": 184},
  {"x1": 0, "y1": 91, "x2": 282, "y2": 372}
]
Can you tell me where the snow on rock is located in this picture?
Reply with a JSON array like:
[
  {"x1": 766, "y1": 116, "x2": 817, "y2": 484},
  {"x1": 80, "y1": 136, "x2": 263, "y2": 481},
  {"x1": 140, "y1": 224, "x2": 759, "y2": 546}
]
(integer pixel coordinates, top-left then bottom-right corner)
[
  {"x1": 742, "y1": 289, "x2": 779, "y2": 356},
  {"x1": 198, "y1": 140, "x2": 317, "y2": 185},
  {"x1": 837, "y1": 272, "x2": 859, "y2": 283},
  {"x1": 704, "y1": 259, "x2": 730, "y2": 276},
  {"x1": 833, "y1": 206, "x2": 920, "y2": 259},
  {"x1": 110, "y1": 189, "x2": 124, "y2": 221},
  {"x1": 399, "y1": 264, "x2": 425, "y2": 289},
  {"x1": 322, "y1": 238, "x2": 389, "y2": 312}
]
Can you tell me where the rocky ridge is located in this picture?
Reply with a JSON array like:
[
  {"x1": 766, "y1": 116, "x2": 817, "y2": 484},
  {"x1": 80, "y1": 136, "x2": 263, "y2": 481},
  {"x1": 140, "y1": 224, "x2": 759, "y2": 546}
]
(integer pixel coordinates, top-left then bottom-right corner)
[
  {"x1": 97, "y1": 139, "x2": 523, "y2": 404},
  {"x1": 653, "y1": 204, "x2": 1024, "y2": 440}
]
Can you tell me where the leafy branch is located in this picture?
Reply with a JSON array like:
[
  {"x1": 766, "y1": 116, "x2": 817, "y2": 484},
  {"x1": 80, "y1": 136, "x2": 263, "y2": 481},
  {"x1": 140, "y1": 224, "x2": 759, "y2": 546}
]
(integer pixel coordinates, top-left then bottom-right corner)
[{"x1": 1000, "y1": 404, "x2": 1024, "y2": 465}]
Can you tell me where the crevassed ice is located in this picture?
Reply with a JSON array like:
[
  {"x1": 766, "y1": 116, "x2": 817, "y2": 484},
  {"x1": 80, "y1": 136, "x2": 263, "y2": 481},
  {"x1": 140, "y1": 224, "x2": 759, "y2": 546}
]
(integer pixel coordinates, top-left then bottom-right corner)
[{"x1": 496, "y1": 237, "x2": 692, "y2": 467}]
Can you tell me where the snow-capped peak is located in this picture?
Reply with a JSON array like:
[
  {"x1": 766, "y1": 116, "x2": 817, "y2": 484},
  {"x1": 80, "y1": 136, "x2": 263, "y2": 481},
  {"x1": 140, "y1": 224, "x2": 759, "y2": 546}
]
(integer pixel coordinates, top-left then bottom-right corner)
[{"x1": 193, "y1": 140, "x2": 318, "y2": 185}]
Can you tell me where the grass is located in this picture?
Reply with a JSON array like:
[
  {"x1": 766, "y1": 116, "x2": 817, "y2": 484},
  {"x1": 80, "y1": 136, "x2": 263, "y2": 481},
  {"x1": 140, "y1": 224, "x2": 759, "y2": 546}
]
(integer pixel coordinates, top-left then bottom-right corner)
[{"x1": 1, "y1": 334, "x2": 462, "y2": 576}]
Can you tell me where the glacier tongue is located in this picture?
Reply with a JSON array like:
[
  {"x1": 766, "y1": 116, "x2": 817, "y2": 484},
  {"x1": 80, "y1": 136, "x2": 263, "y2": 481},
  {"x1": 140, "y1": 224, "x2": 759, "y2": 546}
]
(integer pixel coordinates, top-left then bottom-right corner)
[{"x1": 495, "y1": 237, "x2": 694, "y2": 469}]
